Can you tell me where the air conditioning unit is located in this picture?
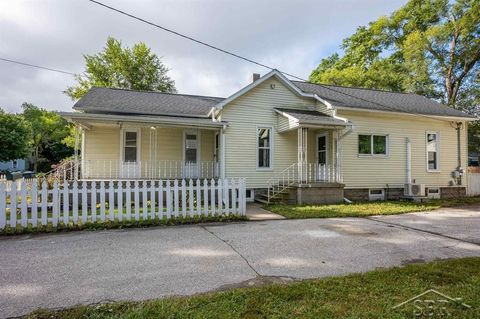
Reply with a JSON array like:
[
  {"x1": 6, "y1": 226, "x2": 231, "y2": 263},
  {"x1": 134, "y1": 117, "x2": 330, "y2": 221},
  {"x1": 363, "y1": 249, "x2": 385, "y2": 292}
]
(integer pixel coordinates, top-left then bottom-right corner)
[{"x1": 405, "y1": 183, "x2": 425, "y2": 197}]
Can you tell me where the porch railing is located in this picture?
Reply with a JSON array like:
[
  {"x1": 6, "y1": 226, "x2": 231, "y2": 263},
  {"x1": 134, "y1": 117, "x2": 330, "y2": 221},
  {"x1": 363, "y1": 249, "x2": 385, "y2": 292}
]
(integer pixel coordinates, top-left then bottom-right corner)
[
  {"x1": 82, "y1": 160, "x2": 220, "y2": 180},
  {"x1": 267, "y1": 163, "x2": 341, "y2": 203}
]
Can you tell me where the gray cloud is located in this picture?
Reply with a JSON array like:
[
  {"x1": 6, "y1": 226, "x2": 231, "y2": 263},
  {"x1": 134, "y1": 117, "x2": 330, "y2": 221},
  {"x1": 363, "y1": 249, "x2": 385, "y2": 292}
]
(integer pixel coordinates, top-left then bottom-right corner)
[{"x1": 0, "y1": 0, "x2": 405, "y2": 113}]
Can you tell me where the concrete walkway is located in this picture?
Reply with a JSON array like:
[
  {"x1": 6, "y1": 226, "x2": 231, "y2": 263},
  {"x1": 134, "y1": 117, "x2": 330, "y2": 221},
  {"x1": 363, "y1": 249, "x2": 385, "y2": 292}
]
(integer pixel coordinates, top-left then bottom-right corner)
[
  {"x1": 1, "y1": 205, "x2": 480, "y2": 318},
  {"x1": 246, "y1": 203, "x2": 285, "y2": 220}
]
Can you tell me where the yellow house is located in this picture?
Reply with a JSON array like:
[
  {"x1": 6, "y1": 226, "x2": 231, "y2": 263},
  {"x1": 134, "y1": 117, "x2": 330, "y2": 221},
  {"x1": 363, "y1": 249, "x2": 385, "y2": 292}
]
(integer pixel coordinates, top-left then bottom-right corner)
[{"x1": 61, "y1": 70, "x2": 474, "y2": 204}]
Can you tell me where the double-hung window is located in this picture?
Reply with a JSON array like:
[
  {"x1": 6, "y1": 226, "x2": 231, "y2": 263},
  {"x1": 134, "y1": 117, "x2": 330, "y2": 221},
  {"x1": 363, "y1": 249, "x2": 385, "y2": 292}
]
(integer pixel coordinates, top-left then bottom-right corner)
[
  {"x1": 426, "y1": 132, "x2": 439, "y2": 171},
  {"x1": 358, "y1": 134, "x2": 388, "y2": 156},
  {"x1": 257, "y1": 127, "x2": 272, "y2": 169}
]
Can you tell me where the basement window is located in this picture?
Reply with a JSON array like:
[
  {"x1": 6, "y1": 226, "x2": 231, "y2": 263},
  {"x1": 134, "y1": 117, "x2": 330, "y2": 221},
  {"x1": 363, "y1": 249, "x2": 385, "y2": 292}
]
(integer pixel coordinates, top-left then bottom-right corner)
[{"x1": 369, "y1": 189, "x2": 385, "y2": 201}]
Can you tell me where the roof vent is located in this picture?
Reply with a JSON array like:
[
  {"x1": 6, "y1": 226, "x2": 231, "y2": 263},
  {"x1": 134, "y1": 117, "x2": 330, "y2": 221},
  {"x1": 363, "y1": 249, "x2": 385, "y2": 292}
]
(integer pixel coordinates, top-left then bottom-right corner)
[{"x1": 251, "y1": 73, "x2": 260, "y2": 83}]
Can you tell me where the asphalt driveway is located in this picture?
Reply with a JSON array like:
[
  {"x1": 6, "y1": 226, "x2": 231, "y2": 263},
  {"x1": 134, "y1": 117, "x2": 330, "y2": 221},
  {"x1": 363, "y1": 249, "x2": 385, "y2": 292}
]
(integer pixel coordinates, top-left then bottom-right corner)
[{"x1": 1, "y1": 204, "x2": 480, "y2": 318}]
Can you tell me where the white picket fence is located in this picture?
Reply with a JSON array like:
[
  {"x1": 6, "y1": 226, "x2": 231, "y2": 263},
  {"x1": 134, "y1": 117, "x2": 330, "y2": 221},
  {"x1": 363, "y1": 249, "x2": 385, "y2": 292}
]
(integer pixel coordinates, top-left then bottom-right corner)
[
  {"x1": 468, "y1": 173, "x2": 480, "y2": 196},
  {"x1": 0, "y1": 178, "x2": 246, "y2": 231}
]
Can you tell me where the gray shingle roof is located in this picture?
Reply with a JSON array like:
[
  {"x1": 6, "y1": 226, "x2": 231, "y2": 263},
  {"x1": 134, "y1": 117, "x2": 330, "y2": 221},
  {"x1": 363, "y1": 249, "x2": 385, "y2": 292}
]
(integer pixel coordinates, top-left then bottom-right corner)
[
  {"x1": 292, "y1": 81, "x2": 473, "y2": 119},
  {"x1": 274, "y1": 108, "x2": 348, "y2": 126},
  {"x1": 73, "y1": 87, "x2": 225, "y2": 117}
]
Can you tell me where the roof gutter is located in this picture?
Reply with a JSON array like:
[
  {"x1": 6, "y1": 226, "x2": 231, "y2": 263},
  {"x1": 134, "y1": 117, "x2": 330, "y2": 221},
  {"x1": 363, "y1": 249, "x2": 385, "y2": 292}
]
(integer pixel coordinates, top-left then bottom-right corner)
[{"x1": 59, "y1": 112, "x2": 228, "y2": 129}]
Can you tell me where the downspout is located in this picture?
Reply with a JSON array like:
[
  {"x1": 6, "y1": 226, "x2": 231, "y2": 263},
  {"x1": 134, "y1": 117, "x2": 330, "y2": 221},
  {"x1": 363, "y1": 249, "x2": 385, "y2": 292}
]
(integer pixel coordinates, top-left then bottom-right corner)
[{"x1": 406, "y1": 137, "x2": 412, "y2": 185}]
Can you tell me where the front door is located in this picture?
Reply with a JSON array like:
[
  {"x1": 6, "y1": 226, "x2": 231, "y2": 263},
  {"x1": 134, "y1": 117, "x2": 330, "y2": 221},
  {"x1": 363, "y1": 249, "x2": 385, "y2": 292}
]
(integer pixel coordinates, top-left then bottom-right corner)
[{"x1": 316, "y1": 133, "x2": 328, "y2": 181}]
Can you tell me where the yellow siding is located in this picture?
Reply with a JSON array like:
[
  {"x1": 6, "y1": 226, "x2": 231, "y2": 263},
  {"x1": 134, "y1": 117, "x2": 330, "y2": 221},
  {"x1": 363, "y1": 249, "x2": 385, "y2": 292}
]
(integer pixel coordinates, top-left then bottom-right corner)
[
  {"x1": 221, "y1": 78, "x2": 318, "y2": 188},
  {"x1": 337, "y1": 110, "x2": 468, "y2": 188},
  {"x1": 83, "y1": 125, "x2": 216, "y2": 178},
  {"x1": 84, "y1": 126, "x2": 120, "y2": 162}
]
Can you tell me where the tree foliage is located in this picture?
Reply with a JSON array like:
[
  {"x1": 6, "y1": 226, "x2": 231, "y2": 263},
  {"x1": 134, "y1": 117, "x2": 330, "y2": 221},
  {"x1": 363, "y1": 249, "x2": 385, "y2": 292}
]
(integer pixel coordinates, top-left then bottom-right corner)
[
  {"x1": 21, "y1": 103, "x2": 73, "y2": 172},
  {"x1": 0, "y1": 108, "x2": 31, "y2": 162},
  {"x1": 309, "y1": 0, "x2": 480, "y2": 107},
  {"x1": 65, "y1": 37, "x2": 177, "y2": 100}
]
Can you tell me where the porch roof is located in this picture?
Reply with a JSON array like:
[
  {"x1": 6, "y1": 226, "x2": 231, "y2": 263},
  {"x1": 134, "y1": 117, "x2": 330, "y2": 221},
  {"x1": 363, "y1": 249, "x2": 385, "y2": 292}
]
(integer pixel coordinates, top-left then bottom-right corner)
[
  {"x1": 274, "y1": 108, "x2": 349, "y2": 128},
  {"x1": 59, "y1": 112, "x2": 227, "y2": 129}
]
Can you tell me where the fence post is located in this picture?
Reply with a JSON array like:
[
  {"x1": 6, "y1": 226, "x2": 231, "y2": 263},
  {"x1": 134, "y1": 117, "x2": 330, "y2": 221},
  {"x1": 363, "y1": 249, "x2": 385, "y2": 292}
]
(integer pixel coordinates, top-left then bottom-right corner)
[
  {"x1": 81, "y1": 181, "x2": 88, "y2": 223},
  {"x1": 203, "y1": 179, "x2": 208, "y2": 216},
  {"x1": 52, "y1": 181, "x2": 58, "y2": 227},
  {"x1": 72, "y1": 181, "x2": 78, "y2": 224},
  {"x1": 10, "y1": 185, "x2": 17, "y2": 228},
  {"x1": 63, "y1": 180, "x2": 69, "y2": 225},
  {"x1": 210, "y1": 179, "x2": 215, "y2": 216},
  {"x1": 109, "y1": 181, "x2": 115, "y2": 221},
  {"x1": 230, "y1": 178, "x2": 236, "y2": 215},
  {"x1": 0, "y1": 183, "x2": 5, "y2": 229},
  {"x1": 91, "y1": 181, "x2": 97, "y2": 223},
  {"x1": 117, "y1": 181, "x2": 123, "y2": 222},
  {"x1": 149, "y1": 181, "x2": 156, "y2": 219},
  {"x1": 126, "y1": 181, "x2": 132, "y2": 221},
  {"x1": 173, "y1": 179, "x2": 179, "y2": 218},
  {"x1": 166, "y1": 180, "x2": 172, "y2": 219},
  {"x1": 158, "y1": 181, "x2": 163, "y2": 220},
  {"x1": 31, "y1": 180, "x2": 38, "y2": 228},
  {"x1": 134, "y1": 181, "x2": 140, "y2": 221},
  {"x1": 241, "y1": 179, "x2": 246, "y2": 216},
  {"x1": 20, "y1": 180, "x2": 27, "y2": 228},
  {"x1": 188, "y1": 179, "x2": 194, "y2": 217},
  {"x1": 196, "y1": 179, "x2": 201, "y2": 216},
  {"x1": 99, "y1": 181, "x2": 106, "y2": 222},
  {"x1": 224, "y1": 179, "x2": 230, "y2": 215},
  {"x1": 217, "y1": 179, "x2": 223, "y2": 215},
  {"x1": 181, "y1": 179, "x2": 187, "y2": 218},
  {"x1": 142, "y1": 181, "x2": 148, "y2": 220}
]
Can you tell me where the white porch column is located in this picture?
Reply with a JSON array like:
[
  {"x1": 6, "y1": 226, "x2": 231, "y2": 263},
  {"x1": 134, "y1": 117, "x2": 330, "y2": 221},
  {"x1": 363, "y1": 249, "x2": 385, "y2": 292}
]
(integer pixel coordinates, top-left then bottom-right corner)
[
  {"x1": 335, "y1": 130, "x2": 342, "y2": 182},
  {"x1": 297, "y1": 127, "x2": 308, "y2": 183},
  {"x1": 220, "y1": 126, "x2": 226, "y2": 179},
  {"x1": 74, "y1": 125, "x2": 80, "y2": 180}
]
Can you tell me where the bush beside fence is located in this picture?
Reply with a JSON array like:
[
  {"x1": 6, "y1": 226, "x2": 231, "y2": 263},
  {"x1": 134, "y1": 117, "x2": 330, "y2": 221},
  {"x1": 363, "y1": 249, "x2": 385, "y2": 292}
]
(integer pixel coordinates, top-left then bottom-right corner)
[{"x1": 0, "y1": 178, "x2": 246, "y2": 232}]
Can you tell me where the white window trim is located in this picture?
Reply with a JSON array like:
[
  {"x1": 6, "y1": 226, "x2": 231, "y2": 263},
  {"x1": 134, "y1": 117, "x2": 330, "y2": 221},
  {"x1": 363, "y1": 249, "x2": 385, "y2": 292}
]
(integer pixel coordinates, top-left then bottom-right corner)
[
  {"x1": 256, "y1": 126, "x2": 274, "y2": 171},
  {"x1": 119, "y1": 128, "x2": 141, "y2": 163},
  {"x1": 426, "y1": 131, "x2": 440, "y2": 172},
  {"x1": 315, "y1": 133, "x2": 329, "y2": 165},
  {"x1": 369, "y1": 188, "x2": 385, "y2": 201},
  {"x1": 358, "y1": 133, "x2": 389, "y2": 157},
  {"x1": 183, "y1": 129, "x2": 201, "y2": 163}
]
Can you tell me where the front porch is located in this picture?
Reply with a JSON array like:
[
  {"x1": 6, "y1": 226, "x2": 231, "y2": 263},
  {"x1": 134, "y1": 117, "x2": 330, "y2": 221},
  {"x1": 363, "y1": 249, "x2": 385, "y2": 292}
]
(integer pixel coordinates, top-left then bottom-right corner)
[
  {"x1": 62, "y1": 112, "x2": 227, "y2": 181},
  {"x1": 263, "y1": 108, "x2": 350, "y2": 204}
]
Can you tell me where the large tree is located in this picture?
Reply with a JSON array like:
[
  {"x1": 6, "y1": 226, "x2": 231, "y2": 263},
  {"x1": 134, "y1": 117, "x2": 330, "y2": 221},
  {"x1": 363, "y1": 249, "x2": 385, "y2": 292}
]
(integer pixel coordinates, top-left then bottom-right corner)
[
  {"x1": 309, "y1": 0, "x2": 480, "y2": 107},
  {"x1": 0, "y1": 108, "x2": 31, "y2": 163},
  {"x1": 66, "y1": 37, "x2": 176, "y2": 100},
  {"x1": 21, "y1": 103, "x2": 73, "y2": 172}
]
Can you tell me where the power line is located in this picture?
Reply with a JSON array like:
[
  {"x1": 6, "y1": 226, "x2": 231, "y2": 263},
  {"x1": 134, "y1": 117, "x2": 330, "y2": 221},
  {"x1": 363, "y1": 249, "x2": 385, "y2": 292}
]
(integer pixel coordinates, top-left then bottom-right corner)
[
  {"x1": 87, "y1": 0, "x2": 461, "y2": 122},
  {"x1": 87, "y1": 0, "x2": 306, "y2": 81},
  {"x1": 0, "y1": 57, "x2": 75, "y2": 76}
]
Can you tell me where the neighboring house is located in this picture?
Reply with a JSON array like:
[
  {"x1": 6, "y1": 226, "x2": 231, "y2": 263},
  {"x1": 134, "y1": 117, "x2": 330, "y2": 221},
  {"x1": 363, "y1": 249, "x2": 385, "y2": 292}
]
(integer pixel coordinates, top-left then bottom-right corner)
[
  {"x1": 0, "y1": 159, "x2": 28, "y2": 172},
  {"x1": 60, "y1": 70, "x2": 475, "y2": 203}
]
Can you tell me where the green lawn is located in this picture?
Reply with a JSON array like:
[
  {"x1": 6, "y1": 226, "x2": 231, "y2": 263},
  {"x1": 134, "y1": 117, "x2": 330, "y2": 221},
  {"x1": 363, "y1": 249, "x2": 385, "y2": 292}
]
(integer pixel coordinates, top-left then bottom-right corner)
[
  {"x1": 265, "y1": 197, "x2": 480, "y2": 219},
  {"x1": 27, "y1": 257, "x2": 480, "y2": 319}
]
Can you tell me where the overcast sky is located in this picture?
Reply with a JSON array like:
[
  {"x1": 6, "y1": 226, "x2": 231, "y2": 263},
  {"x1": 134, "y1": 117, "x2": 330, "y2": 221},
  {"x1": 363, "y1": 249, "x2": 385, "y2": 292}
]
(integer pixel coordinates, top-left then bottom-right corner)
[{"x1": 0, "y1": 0, "x2": 406, "y2": 113}]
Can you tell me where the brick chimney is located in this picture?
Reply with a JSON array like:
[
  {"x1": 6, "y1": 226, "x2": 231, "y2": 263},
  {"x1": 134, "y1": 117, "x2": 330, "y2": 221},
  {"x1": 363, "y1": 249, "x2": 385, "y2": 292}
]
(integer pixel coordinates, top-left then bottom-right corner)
[{"x1": 251, "y1": 73, "x2": 260, "y2": 83}]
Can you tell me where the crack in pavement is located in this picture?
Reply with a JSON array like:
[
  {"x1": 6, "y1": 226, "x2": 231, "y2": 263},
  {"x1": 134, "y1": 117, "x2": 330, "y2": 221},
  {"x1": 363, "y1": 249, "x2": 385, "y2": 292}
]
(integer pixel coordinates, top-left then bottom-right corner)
[
  {"x1": 367, "y1": 217, "x2": 480, "y2": 247},
  {"x1": 200, "y1": 225, "x2": 261, "y2": 276}
]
